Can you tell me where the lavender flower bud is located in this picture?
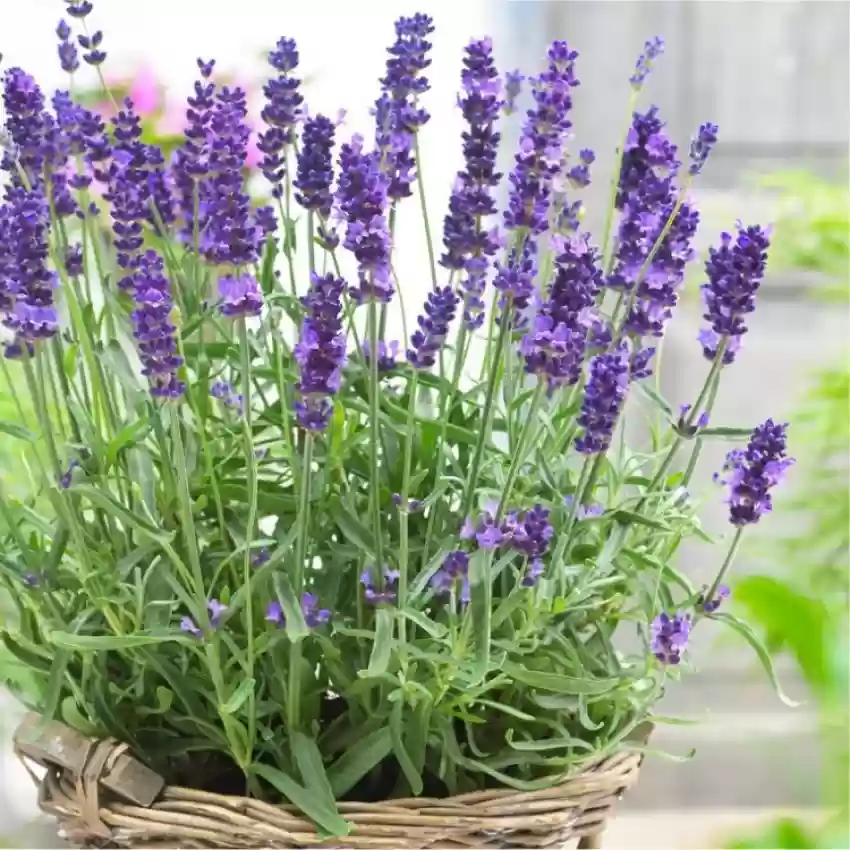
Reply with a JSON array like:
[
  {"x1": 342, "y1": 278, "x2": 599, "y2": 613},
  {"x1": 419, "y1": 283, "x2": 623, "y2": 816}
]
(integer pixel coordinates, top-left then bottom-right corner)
[
  {"x1": 630, "y1": 36, "x2": 665, "y2": 88},
  {"x1": 574, "y1": 350, "x2": 629, "y2": 454},
  {"x1": 266, "y1": 593, "x2": 330, "y2": 628},
  {"x1": 65, "y1": 1, "x2": 93, "y2": 19},
  {"x1": 56, "y1": 19, "x2": 80, "y2": 74},
  {"x1": 219, "y1": 274, "x2": 263, "y2": 318},
  {"x1": 336, "y1": 134, "x2": 392, "y2": 302},
  {"x1": 697, "y1": 584, "x2": 730, "y2": 614},
  {"x1": 699, "y1": 223, "x2": 770, "y2": 364},
  {"x1": 502, "y1": 69, "x2": 524, "y2": 114},
  {"x1": 651, "y1": 611, "x2": 691, "y2": 664},
  {"x1": 294, "y1": 273, "x2": 347, "y2": 431},
  {"x1": 431, "y1": 550, "x2": 470, "y2": 603},
  {"x1": 717, "y1": 419, "x2": 794, "y2": 526},
  {"x1": 688, "y1": 121, "x2": 719, "y2": 176},
  {"x1": 361, "y1": 566, "x2": 400, "y2": 605},
  {"x1": 407, "y1": 285, "x2": 459, "y2": 370},
  {"x1": 295, "y1": 114, "x2": 336, "y2": 218}
]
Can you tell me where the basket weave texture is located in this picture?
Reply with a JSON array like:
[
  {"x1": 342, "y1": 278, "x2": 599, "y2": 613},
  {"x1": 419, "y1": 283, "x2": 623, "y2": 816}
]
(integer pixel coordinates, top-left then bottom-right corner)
[{"x1": 16, "y1": 717, "x2": 644, "y2": 849}]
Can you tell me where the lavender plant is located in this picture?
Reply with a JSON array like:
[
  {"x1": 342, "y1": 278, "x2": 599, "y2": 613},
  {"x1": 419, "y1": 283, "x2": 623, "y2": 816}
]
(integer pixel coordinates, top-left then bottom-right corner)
[{"x1": 0, "y1": 11, "x2": 795, "y2": 833}]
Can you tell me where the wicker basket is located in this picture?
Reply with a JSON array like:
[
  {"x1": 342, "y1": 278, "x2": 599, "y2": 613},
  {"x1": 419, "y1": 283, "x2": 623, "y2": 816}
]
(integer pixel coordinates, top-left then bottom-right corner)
[{"x1": 14, "y1": 713, "x2": 647, "y2": 849}]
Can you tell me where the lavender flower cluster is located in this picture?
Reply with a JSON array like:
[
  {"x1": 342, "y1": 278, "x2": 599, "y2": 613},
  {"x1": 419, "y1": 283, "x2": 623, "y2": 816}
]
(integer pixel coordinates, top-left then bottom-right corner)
[{"x1": 0, "y1": 5, "x2": 795, "y2": 684}]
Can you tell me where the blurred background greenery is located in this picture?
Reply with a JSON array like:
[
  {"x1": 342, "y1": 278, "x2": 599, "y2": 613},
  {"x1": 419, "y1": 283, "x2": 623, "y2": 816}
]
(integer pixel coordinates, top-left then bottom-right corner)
[{"x1": 723, "y1": 168, "x2": 849, "y2": 850}]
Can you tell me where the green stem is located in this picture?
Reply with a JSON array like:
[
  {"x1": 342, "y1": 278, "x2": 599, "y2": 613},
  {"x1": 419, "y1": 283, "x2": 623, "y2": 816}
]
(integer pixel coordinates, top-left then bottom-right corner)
[
  {"x1": 238, "y1": 321, "x2": 258, "y2": 754},
  {"x1": 600, "y1": 90, "x2": 639, "y2": 275},
  {"x1": 307, "y1": 211, "x2": 316, "y2": 278},
  {"x1": 287, "y1": 433, "x2": 314, "y2": 732},
  {"x1": 367, "y1": 302, "x2": 385, "y2": 578},
  {"x1": 682, "y1": 368, "x2": 721, "y2": 487},
  {"x1": 462, "y1": 307, "x2": 511, "y2": 518},
  {"x1": 640, "y1": 337, "x2": 727, "y2": 503},
  {"x1": 698, "y1": 528, "x2": 744, "y2": 621},
  {"x1": 414, "y1": 134, "x2": 438, "y2": 293},
  {"x1": 495, "y1": 382, "x2": 545, "y2": 519},
  {"x1": 397, "y1": 371, "x2": 419, "y2": 646}
]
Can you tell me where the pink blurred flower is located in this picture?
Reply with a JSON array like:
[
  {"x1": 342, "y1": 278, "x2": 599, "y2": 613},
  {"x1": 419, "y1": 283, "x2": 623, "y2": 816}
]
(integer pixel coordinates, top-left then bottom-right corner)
[{"x1": 129, "y1": 65, "x2": 161, "y2": 116}]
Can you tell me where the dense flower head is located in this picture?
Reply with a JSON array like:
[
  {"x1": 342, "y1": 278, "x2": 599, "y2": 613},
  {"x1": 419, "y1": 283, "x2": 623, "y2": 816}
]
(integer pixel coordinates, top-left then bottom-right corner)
[
  {"x1": 129, "y1": 250, "x2": 185, "y2": 399},
  {"x1": 258, "y1": 37, "x2": 303, "y2": 198},
  {"x1": 521, "y1": 233, "x2": 601, "y2": 389},
  {"x1": 336, "y1": 134, "x2": 393, "y2": 302},
  {"x1": 56, "y1": 18, "x2": 80, "y2": 74},
  {"x1": 504, "y1": 41, "x2": 579, "y2": 234},
  {"x1": 440, "y1": 37, "x2": 502, "y2": 270},
  {"x1": 381, "y1": 13, "x2": 434, "y2": 131},
  {"x1": 407, "y1": 285, "x2": 459, "y2": 370},
  {"x1": 1, "y1": 68, "x2": 48, "y2": 186},
  {"x1": 717, "y1": 418, "x2": 793, "y2": 526},
  {"x1": 493, "y1": 240, "x2": 535, "y2": 313},
  {"x1": 201, "y1": 87, "x2": 262, "y2": 266},
  {"x1": 0, "y1": 185, "x2": 58, "y2": 357},
  {"x1": 689, "y1": 121, "x2": 719, "y2": 176},
  {"x1": 699, "y1": 223, "x2": 771, "y2": 364},
  {"x1": 294, "y1": 114, "x2": 336, "y2": 218},
  {"x1": 651, "y1": 611, "x2": 691, "y2": 664},
  {"x1": 266, "y1": 593, "x2": 331, "y2": 629},
  {"x1": 361, "y1": 565, "x2": 400, "y2": 605},
  {"x1": 431, "y1": 550, "x2": 470, "y2": 603},
  {"x1": 294, "y1": 273, "x2": 346, "y2": 431},
  {"x1": 219, "y1": 273, "x2": 263, "y2": 318},
  {"x1": 616, "y1": 106, "x2": 679, "y2": 210},
  {"x1": 630, "y1": 36, "x2": 665, "y2": 88},
  {"x1": 575, "y1": 349, "x2": 630, "y2": 454}
]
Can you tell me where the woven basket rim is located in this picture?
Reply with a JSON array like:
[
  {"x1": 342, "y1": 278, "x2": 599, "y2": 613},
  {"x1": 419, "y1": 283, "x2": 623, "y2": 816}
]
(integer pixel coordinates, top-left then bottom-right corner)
[{"x1": 15, "y1": 713, "x2": 648, "y2": 848}]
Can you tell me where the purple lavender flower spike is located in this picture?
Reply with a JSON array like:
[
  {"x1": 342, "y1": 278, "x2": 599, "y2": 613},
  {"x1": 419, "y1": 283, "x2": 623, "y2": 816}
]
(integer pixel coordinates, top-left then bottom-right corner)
[
  {"x1": 504, "y1": 41, "x2": 579, "y2": 235},
  {"x1": 219, "y1": 273, "x2": 263, "y2": 318},
  {"x1": 130, "y1": 251, "x2": 185, "y2": 399},
  {"x1": 431, "y1": 550, "x2": 470, "y2": 603},
  {"x1": 503, "y1": 69, "x2": 524, "y2": 114},
  {"x1": 615, "y1": 106, "x2": 679, "y2": 210},
  {"x1": 441, "y1": 36, "x2": 502, "y2": 288},
  {"x1": 699, "y1": 223, "x2": 770, "y2": 364},
  {"x1": 295, "y1": 114, "x2": 336, "y2": 218},
  {"x1": 407, "y1": 285, "x2": 459, "y2": 370},
  {"x1": 697, "y1": 584, "x2": 730, "y2": 614},
  {"x1": 2, "y1": 68, "x2": 49, "y2": 188},
  {"x1": 574, "y1": 350, "x2": 630, "y2": 454},
  {"x1": 630, "y1": 36, "x2": 665, "y2": 88},
  {"x1": 688, "y1": 121, "x2": 719, "y2": 176},
  {"x1": 375, "y1": 13, "x2": 434, "y2": 199},
  {"x1": 493, "y1": 241, "x2": 536, "y2": 313},
  {"x1": 361, "y1": 566, "x2": 399, "y2": 604},
  {"x1": 717, "y1": 419, "x2": 794, "y2": 526},
  {"x1": 336, "y1": 134, "x2": 393, "y2": 302},
  {"x1": 56, "y1": 19, "x2": 80, "y2": 73},
  {"x1": 0, "y1": 185, "x2": 59, "y2": 356},
  {"x1": 294, "y1": 273, "x2": 346, "y2": 431},
  {"x1": 258, "y1": 37, "x2": 303, "y2": 199},
  {"x1": 651, "y1": 611, "x2": 691, "y2": 664},
  {"x1": 521, "y1": 557, "x2": 545, "y2": 588},
  {"x1": 207, "y1": 599, "x2": 228, "y2": 627}
]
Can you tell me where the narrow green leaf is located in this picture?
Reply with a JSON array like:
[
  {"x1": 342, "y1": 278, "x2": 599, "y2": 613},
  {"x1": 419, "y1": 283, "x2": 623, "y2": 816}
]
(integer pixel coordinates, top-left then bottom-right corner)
[
  {"x1": 289, "y1": 731, "x2": 349, "y2": 834},
  {"x1": 365, "y1": 608, "x2": 393, "y2": 677},
  {"x1": 221, "y1": 677, "x2": 255, "y2": 715},
  {"x1": 698, "y1": 426, "x2": 755, "y2": 439},
  {"x1": 273, "y1": 573, "x2": 309, "y2": 643},
  {"x1": 106, "y1": 419, "x2": 151, "y2": 468},
  {"x1": 612, "y1": 510, "x2": 670, "y2": 531},
  {"x1": 502, "y1": 661, "x2": 619, "y2": 695},
  {"x1": 329, "y1": 499, "x2": 376, "y2": 557},
  {"x1": 326, "y1": 726, "x2": 392, "y2": 798},
  {"x1": 399, "y1": 607, "x2": 447, "y2": 640},
  {"x1": 469, "y1": 550, "x2": 492, "y2": 684},
  {"x1": 72, "y1": 484, "x2": 172, "y2": 543},
  {"x1": 707, "y1": 611, "x2": 802, "y2": 707},
  {"x1": 60, "y1": 696, "x2": 98, "y2": 735},
  {"x1": 636, "y1": 382, "x2": 673, "y2": 417},
  {"x1": 50, "y1": 631, "x2": 189, "y2": 651},
  {"x1": 390, "y1": 701, "x2": 423, "y2": 795},
  {"x1": 0, "y1": 421, "x2": 36, "y2": 442},
  {"x1": 42, "y1": 648, "x2": 72, "y2": 723},
  {"x1": 252, "y1": 762, "x2": 350, "y2": 837}
]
